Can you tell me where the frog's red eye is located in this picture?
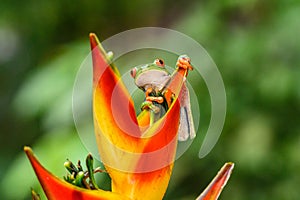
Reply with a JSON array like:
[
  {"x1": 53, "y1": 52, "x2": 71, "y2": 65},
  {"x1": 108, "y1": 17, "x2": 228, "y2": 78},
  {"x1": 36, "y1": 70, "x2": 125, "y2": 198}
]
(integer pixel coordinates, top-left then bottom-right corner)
[
  {"x1": 155, "y1": 59, "x2": 165, "y2": 67},
  {"x1": 130, "y1": 67, "x2": 137, "y2": 78}
]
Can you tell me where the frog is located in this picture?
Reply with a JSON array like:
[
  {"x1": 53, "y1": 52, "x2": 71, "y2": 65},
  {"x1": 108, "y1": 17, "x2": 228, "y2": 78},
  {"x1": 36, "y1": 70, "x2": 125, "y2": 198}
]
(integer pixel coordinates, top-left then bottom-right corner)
[{"x1": 130, "y1": 55, "x2": 196, "y2": 141}]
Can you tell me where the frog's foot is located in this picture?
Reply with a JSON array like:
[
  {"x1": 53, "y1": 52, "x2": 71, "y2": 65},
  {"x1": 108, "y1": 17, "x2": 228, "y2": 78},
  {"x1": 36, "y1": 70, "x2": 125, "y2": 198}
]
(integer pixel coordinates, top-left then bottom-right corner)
[
  {"x1": 141, "y1": 101, "x2": 160, "y2": 113},
  {"x1": 145, "y1": 87, "x2": 154, "y2": 97},
  {"x1": 146, "y1": 96, "x2": 164, "y2": 104},
  {"x1": 176, "y1": 55, "x2": 193, "y2": 71}
]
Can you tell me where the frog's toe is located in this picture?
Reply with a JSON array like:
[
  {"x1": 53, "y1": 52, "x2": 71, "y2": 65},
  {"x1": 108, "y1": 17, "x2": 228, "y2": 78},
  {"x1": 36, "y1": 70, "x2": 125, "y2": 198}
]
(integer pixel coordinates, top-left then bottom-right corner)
[{"x1": 177, "y1": 55, "x2": 193, "y2": 70}]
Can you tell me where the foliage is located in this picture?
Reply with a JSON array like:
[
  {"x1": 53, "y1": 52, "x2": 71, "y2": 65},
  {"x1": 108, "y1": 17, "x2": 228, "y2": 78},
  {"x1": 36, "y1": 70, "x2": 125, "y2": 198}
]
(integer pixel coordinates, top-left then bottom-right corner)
[{"x1": 0, "y1": 0, "x2": 299, "y2": 199}]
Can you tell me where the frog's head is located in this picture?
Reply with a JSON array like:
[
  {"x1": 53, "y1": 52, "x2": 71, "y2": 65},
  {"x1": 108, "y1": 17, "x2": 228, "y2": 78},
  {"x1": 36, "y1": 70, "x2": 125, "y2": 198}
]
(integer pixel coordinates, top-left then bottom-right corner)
[{"x1": 130, "y1": 59, "x2": 171, "y2": 91}]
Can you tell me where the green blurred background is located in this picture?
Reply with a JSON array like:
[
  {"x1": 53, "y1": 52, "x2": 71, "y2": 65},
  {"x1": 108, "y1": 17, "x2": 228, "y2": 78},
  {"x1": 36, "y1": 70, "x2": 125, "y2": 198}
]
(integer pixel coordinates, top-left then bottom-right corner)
[{"x1": 1, "y1": 0, "x2": 300, "y2": 199}]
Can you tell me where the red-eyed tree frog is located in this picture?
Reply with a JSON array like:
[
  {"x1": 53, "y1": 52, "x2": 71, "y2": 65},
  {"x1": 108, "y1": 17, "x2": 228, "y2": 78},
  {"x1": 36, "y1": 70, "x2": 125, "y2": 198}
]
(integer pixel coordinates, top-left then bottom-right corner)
[{"x1": 130, "y1": 55, "x2": 196, "y2": 141}]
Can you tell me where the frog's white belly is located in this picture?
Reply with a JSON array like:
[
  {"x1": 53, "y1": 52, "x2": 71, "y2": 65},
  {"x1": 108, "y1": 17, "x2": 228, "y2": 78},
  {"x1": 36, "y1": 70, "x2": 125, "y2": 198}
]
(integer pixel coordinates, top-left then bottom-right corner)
[{"x1": 135, "y1": 70, "x2": 170, "y2": 91}]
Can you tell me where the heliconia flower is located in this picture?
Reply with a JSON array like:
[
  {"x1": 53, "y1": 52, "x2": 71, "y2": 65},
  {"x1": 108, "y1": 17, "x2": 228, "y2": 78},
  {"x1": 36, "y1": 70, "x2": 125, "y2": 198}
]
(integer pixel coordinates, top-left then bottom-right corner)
[
  {"x1": 25, "y1": 33, "x2": 234, "y2": 200},
  {"x1": 90, "y1": 32, "x2": 184, "y2": 199}
]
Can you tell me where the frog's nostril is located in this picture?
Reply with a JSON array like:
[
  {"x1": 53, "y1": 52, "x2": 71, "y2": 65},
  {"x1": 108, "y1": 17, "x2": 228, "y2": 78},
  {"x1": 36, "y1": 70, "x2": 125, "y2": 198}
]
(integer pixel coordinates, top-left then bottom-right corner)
[{"x1": 130, "y1": 68, "x2": 137, "y2": 78}]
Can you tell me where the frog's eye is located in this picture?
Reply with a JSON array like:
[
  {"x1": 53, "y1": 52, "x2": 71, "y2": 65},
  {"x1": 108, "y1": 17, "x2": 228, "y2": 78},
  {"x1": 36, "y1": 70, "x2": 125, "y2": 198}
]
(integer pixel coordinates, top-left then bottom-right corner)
[
  {"x1": 130, "y1": 67, "x2": 137, "y2": 78},
  {"x1": 155, "y1": 59, "x2": 165, "y2": 67}
]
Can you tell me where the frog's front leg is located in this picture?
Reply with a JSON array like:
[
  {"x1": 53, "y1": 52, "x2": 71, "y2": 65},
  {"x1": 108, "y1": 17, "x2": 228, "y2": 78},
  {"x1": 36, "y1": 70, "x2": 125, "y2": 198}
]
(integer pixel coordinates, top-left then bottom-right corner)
[
  {"x1": 145, "y1": 87, "x2": 153, "y2": 97},
  {"x1": 145, "y1": 87, "x2": 164, "y2": 104},
  {"x1": 176, "y1": 55, "x2": 193, "y2": 71},
  {"x1": 142, "y1": 87, "x2": 165, "y2": 115},
  {"x1": 146, "y1": 96, "x2": 164, "y2": 104}
]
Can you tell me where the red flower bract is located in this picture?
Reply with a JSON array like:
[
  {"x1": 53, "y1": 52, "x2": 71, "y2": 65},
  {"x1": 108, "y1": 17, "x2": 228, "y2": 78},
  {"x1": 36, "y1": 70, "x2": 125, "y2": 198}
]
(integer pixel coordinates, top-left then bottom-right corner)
[{"x1": 90, "y1": 33, "x2": 183, "y2": 199}]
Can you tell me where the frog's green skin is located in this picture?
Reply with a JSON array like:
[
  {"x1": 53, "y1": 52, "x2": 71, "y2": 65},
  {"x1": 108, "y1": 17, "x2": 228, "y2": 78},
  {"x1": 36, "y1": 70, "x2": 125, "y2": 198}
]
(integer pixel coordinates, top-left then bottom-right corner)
[{"x1": 131, "y1": 57, "x2": 196, "y2": 141}]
